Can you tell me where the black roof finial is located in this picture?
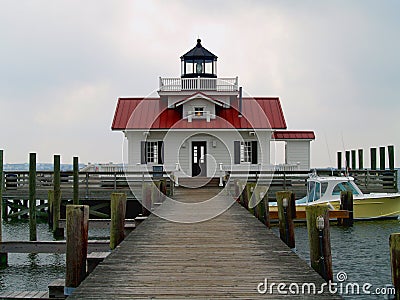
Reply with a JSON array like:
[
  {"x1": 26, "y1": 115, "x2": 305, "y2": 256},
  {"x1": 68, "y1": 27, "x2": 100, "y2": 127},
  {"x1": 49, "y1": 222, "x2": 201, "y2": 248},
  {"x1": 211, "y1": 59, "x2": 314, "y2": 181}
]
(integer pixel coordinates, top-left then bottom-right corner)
[{"x1": 196, "y1": 38, "x2": 202, "y2": 47}]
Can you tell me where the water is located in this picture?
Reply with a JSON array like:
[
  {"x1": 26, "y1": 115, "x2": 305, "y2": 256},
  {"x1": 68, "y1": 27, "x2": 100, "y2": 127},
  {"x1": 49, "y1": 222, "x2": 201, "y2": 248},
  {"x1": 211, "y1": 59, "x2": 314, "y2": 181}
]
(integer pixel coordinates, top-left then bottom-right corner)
[
  {"x1": 272, "y1": 219, "x2": 400, "y2": 299},
  {"x1": 0, "y1": 220, "x2": 109, "y2": 293},
  {"x1": 1, "y1": 219, "x2": 399, "y2": 298}
]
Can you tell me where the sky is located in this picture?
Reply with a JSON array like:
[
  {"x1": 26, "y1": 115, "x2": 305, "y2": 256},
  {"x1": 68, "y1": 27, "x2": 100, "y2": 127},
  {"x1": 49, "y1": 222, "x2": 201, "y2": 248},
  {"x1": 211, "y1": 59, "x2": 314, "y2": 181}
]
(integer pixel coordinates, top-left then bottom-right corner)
[{"x1": 0, "y1": 0, "x2": 399, "y2": 168}]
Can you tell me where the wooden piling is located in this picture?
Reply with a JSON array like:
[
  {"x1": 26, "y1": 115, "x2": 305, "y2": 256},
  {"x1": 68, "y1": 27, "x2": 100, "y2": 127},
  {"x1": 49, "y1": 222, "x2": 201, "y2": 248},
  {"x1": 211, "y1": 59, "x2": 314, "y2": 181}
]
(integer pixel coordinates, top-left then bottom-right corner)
[
  {"x1": 53, "y1": 155, "x2": 63, "y2": 238},
  {"x1": 306, "y1": 205, "x2": 333, "y2": 282},
  {"x1": 29, "y1": 153, "x2": 37, "y2": 241},
  {"x1": 0, "y1": 149, "x2": 7, "y2": 267},
  {"x1": 380, "y1": 146, "x2": 386, "y2": 170},
  {"x1": 48, "y1": 190, "x2": 54, "y2": 227},
  {"x1": 263, "y1": 192, "x2": 270, "y2": 229},
  {"x1": 110, "y1": 193, "x2": 127, "y2": 250},
  {"x1": 358, "y1": 149, "x2": 364, "y2": 170},
  {"x1": 389, "y1": 145, "x2": 395, "y2": 170},
  {"x1": 371, "y1": 148, "x2": 377, "y2": 170},
  {"x1": 338, "y1": 191, "x2": 354, "y2": 227},
  {"x1": 390, "y1": 233, "x2": 400, "y2": 299},
  {"x1": 65, "y1": 205, "x2": 89, "y2": 296},
  {"x1": 276, "y1": 191, "x2": 295, "y2": 248},
  {"x1": 337, "y1": 152, "x2": 342, "y2": 170},
  {"x1": 246, "y1": 183, "x2": 256, "y2": 215},
  {"x1": 141, "y1": 183, "x2": 151, "y2": 216},
  {"x1": 345, "y1": 151, "x2": 350, "y2": 169},
  {"x1": 351, "y1": 150, "x2": 356, "y2": 170},
  {"x1": 73, "y1": 157, "x2": 79, "y2": 205}
]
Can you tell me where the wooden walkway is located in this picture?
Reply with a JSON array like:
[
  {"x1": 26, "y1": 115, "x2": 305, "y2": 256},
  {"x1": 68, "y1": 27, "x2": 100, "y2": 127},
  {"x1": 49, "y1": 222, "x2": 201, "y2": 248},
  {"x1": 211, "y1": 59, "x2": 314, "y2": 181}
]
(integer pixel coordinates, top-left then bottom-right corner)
[{"x1": 69, "y1": 187, "x2": 341, "y2": 299}]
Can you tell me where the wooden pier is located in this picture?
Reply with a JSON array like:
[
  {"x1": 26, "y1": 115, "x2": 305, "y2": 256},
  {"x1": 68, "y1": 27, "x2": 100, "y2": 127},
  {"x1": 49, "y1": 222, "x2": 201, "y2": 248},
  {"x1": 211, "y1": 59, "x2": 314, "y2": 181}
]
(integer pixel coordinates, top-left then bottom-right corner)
[{"x1": 68, "y1": 187, "x2": 341, "y2": 299}]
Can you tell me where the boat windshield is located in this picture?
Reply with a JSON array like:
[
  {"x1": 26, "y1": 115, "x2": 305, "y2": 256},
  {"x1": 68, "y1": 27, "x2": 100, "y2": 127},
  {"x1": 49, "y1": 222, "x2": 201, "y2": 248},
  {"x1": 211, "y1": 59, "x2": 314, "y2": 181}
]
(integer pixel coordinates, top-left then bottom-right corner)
[
  {"x1": 308, "y1": 181, "x2": 328, "y2": 203},
  {"x1": 332, "y1": 181, "x2": 360, "y2": 195}
]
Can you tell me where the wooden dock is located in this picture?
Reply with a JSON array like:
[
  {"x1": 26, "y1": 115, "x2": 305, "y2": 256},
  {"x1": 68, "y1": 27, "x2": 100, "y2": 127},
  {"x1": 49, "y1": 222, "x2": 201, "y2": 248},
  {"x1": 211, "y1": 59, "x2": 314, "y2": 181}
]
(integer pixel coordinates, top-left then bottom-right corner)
[{"x1": 68, "y1": 187, "x2": 341, "y2": 299}]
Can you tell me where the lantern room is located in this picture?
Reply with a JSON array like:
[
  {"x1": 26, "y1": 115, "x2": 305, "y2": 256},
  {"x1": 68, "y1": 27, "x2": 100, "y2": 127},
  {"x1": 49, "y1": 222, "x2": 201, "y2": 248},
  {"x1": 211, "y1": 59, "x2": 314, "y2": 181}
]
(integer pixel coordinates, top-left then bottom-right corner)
[{"x1": 180, "y1": 39, "x2": 217, "y2": 78}]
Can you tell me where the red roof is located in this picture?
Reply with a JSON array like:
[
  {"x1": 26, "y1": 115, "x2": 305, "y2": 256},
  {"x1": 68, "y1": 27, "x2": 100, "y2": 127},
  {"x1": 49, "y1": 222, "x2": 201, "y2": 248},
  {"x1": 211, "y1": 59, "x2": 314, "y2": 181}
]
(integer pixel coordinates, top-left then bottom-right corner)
[
  {"x1": 272, "y1": 131, "x2": 315, "y2": 140},
  {"x1": 111, "y1": 97, "x2": 287, "y2": 130}
]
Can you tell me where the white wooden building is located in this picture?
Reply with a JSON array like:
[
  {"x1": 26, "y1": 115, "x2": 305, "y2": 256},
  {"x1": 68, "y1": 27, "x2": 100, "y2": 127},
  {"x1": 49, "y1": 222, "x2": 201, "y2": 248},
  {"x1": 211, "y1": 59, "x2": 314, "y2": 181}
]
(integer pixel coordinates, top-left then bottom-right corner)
[{"x1": 112, "y1": 39, "x2": 315, "y2": 180}]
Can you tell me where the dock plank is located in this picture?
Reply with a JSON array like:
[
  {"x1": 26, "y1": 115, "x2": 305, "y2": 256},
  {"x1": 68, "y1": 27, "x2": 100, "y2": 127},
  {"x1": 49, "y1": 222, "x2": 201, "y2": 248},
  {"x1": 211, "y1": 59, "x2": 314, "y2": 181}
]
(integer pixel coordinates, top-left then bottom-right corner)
[{"x1": 69, "y1": 187, "x2": 341, "y2": 299}]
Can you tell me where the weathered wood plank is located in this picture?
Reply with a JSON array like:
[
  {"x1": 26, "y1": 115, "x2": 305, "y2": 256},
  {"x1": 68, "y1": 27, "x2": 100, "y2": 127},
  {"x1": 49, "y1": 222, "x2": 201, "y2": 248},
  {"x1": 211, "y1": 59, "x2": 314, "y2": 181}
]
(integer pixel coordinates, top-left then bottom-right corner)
[{"x1": 69, "y1": 187, "x2": 340, "y2": 299}]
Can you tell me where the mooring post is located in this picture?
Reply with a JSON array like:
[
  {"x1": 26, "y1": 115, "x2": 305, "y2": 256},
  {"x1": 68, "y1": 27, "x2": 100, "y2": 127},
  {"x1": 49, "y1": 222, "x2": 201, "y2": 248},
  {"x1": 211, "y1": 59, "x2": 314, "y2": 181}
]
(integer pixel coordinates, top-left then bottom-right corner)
[
  {"x1": 358, "y1": 149, "x2": 364, "y2": 170},
  {"x1": 306, "y1": 205, "x2": 333, "y2": 282},
  {"x1": 65, "y1": 205, "x2": 89, "y2": 296},
  {"x1": 0, "y1": 149, "x2": 7, "y2": 267},
  {"x1": 263, "y1": 192, "x2": 270, "y2": 229},
  {"x1": 246, "y1": 183, "x2": 256, "y2": 215},
  {"x1": 389, "y1": 233, "x2": 400, "y2": 299},
  {"x1": 110, "y1": 193, "x2": 127, "y2": 250},
  {"x1": 141, "y1": 183, "x2": 151, "y2": 216},
  {"x1": 345, "y1": 151, "x2": 350, "y2": 170},
  {"x1": 73, "y1": 156, "x2": 79, "y2": 205},
  {"x1": 337, "y1": 152, "x2": 342, "y2": 170},
  {"x1": 380, "y1": 146, "x2": 386, "y2": 170},
  {"x1": 351, "y1": 150, "x2": 356, "y2": 170},
  {"x1": 388, "y1": 145, "x2": 395, "y2": 171},
  {"x1": 53, "y1": 155, "x2": 64, "y2": 238},
  {"x1": 338, "y1": 191, "x2": 354, "y2": 227},
  {"x1": 276, "y1": 191, "x2": 295, "y2": 248},
  {"x1": 371, "y1": 147, "x2": 377, "y2": 170},
  {"x1": 29, "y1": 153, "x2": 37, "y2": 241},
  {"x1": 47, "y1": 190, "x2": 54, "y2": 227}
]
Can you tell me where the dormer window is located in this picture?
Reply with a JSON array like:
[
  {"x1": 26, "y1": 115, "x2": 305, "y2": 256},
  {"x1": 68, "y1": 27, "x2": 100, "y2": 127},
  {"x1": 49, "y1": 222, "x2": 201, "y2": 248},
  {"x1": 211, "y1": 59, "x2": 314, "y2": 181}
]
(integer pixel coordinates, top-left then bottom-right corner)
[{"x1": 194, "y1": 107, "x2": 204, "y2": 117}]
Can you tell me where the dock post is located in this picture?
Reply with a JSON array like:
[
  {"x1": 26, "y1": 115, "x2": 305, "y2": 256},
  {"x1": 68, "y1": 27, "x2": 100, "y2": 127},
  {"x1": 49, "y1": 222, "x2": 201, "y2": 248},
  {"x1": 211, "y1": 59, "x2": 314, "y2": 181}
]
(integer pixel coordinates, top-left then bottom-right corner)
[
  {"x1": 110, "y1": 193, "x2": 127, "y2": 250},
  {"x1": 337, "y1": 152, "x2": 342, "y2": 170},
  {"x1": 263, "y1": 192, "x2": 270, "y2": 229},
  {"x1": 388, "y1": 145, "x2": 395, "y2": 171},
  {"x1": 47, "y1": 190, "x2": 54, "y2": 227},
  {"x1": 65, "y1": 205, "x2": 89, "y2": 296},
  {"x1": 29, "y1": 153, "x2": 37, "y2": 241},
  {"x1": 371, "y1": 148, "x2": 377, "y2": 170},
  {"x1": 358, "y1": 149, "x2": 364, "y2": 170},
  {"x1": 73, "y1": 156, "x2": 79, "y2": 205},
  {"x1": 390, "y1": 233, "x2": 400, "y2": 299},
  {"x1": 53, "y1": 155, "x2": 64, "y2": 238},
  {"x1": 276, "y1": 191, "x2": 295, "y2": 248},
  {"x1": 246, "y1": 183, "x2": 256, "y2": 215},
  {"x1": 380, "y1": 146, "x2": 386, "y2": 170},
  {"x1": 141, "y1": 183, "x2": 151, "y2": 216},
  {"x1": 306, "y1": 205, "x2": 333, "y2": 282},
  {"x1": 0, "y1": 149, "x2": 7, "y2": 267},
  {"x1": 351, "y1": 150, "x2": 356, "y2": 170},
  {"x1": 345, "y1": 151, "x2": 350, "y2": 170},
  {"x1": 338, "y1": 191, "x2": 353, "y2": 227}
]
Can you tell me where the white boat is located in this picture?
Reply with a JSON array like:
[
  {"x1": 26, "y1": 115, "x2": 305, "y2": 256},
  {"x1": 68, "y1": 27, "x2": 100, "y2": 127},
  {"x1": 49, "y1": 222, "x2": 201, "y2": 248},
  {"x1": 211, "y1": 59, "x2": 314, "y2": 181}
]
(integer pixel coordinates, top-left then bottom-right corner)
[{"x1": 270, "y1": 173, "x2": 400, "y2": 220}]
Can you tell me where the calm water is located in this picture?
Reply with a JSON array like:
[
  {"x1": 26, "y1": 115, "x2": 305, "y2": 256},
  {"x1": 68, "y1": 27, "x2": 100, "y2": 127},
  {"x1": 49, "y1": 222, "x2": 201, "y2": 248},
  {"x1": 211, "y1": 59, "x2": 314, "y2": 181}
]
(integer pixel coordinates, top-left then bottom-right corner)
[
  {"x1": 1, "y1": 219, "x2": 399, "y2": 299},
  {"x1": 0, "y1": 219, "x2": 108, "y2": 293}
]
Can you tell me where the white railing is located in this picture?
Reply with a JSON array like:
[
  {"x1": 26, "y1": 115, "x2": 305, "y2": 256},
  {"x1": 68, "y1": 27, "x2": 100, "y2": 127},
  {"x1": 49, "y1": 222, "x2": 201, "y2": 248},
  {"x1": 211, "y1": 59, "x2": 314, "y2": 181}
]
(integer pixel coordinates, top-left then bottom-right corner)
[
  {"x1": 159, "y1": 77, "x2": 238, "y2": 92},
  {"x1": 221, "y1": 163, "x2": 301, "y2": 173}
]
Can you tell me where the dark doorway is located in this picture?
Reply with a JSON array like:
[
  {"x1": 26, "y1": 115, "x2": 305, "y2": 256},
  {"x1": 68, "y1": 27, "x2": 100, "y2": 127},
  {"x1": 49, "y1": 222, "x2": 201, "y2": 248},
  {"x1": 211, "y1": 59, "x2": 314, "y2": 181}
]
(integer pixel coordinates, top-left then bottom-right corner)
[{"x1": 192, "y1": 141, "x2": 207, "y2": 177}]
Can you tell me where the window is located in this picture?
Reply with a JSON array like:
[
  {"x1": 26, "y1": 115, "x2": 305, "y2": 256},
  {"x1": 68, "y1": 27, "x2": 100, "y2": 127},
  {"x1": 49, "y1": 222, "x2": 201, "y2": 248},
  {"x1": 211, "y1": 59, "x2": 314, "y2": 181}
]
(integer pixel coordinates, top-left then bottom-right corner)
[
  {"x1": 234, "y1": 141, "x2": 258, "y2": 164},
  {"x1": 332, "y1": 181, "x2": 360, "y2": 195},
  {"x1": 146, "y1": 141, "x2": 158, "y2": 163},
  {"x1": 141, "y1": 141, "x2": 164, "y2": 164},
  {"x1": 240, "y1": 141, "x2": 252, "y2": 163},
  {"x1": 194, "y1": 107, "x2": 204, "y2": 117}
]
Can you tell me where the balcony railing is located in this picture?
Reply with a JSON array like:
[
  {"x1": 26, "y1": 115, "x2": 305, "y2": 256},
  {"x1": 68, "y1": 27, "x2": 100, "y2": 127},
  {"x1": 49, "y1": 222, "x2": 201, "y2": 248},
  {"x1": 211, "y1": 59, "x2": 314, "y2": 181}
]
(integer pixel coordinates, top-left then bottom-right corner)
[{"x1": 159, "y1": 77, "x2": 238, "y2": 92}]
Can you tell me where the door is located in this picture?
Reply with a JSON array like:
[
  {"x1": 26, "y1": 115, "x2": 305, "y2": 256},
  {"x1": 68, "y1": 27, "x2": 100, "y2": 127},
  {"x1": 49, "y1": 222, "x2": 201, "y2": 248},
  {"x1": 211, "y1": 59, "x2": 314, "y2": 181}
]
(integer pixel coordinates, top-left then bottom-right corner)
[{"x1": 192, "y1": 142, "x2": 207, "y2": 177}]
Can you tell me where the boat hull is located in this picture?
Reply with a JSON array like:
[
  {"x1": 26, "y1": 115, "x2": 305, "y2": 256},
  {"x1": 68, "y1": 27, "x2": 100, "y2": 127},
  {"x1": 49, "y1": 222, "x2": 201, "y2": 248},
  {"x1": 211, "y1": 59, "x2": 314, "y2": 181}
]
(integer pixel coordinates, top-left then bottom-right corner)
[{"x1": 270, "y1": 195, "x2": 400, "y2": 220}]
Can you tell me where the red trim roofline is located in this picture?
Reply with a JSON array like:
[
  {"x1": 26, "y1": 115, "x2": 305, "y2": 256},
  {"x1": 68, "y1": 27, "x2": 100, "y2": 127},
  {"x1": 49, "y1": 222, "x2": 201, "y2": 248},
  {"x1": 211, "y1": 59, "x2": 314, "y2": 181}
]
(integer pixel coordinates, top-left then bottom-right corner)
[{"x1": 272, "y1": 131, "x2": 315, "y2": 140}]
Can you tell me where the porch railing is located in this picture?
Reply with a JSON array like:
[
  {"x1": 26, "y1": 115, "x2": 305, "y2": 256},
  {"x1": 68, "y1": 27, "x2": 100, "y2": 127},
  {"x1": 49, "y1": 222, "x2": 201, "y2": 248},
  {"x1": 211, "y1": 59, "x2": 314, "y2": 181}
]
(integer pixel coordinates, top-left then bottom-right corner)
[{"x1": 159, "y1": 77, "x2": 238, "y2": 92}]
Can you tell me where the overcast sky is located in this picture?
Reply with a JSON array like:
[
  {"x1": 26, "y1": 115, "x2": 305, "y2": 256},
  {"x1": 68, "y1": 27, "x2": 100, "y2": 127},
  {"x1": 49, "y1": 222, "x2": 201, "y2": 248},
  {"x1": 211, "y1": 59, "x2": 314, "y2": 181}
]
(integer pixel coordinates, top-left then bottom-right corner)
[{"x1": 1, "y1": 0, "x2": 399, "y2": 168}]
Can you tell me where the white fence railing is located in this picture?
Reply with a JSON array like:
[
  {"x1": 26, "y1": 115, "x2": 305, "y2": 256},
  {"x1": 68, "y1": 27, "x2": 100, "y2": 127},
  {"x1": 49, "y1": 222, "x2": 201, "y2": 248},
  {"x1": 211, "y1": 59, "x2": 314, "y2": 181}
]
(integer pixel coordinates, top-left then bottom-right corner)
[{"x1": 159, "y1": 77, "x2": 238, "y2": 92}]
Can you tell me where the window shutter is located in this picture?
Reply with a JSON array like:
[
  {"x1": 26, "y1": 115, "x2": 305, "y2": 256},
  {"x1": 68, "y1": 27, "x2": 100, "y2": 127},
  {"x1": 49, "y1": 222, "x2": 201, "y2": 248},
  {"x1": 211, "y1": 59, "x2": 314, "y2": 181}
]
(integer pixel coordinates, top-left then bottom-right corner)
[
  {"x1": 251, "y1": 141, "x2": 258, "y2": 164},
  {"x1": 158, "y1": 141, "x2": 164, "y2": 164},
  {"x1": 234, "y1": 141, "x2": 240, "y2": 164},
  {"x1": 140, "y1": 141, "x2": 147, "y2": 164}
]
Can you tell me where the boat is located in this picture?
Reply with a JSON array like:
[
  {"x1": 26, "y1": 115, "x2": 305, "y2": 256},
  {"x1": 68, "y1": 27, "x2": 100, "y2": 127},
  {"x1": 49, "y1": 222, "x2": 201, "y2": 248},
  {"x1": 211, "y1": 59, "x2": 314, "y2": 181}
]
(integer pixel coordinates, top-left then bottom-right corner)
[{"x1": 270, "y1": 173, "x2": 400, "y2": 220}]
